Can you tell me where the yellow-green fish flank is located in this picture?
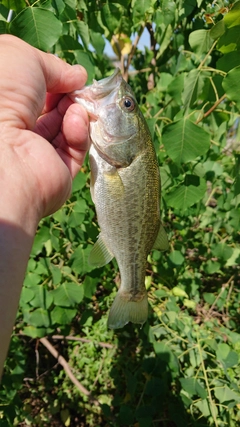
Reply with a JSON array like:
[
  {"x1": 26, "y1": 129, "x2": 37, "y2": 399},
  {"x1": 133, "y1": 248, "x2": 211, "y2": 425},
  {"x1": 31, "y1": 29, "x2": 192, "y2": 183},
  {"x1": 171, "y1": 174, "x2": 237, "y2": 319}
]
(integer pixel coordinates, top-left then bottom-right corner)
[{"x1": 70, "y1": 69, "x2": 168, "y2": 329}]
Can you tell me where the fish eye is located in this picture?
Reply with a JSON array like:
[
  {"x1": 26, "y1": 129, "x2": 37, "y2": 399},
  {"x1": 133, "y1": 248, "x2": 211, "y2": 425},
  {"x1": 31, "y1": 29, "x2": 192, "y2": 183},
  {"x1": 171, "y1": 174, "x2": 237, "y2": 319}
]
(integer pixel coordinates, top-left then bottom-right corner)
[{"x1": 120, "y1": 96, "x2": 135, "y2": 112}]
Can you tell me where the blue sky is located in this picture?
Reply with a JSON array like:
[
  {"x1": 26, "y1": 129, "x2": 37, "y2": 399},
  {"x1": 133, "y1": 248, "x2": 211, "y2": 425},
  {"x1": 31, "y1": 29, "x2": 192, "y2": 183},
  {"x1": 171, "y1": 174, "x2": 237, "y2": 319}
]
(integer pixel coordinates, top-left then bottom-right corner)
[{"x1": 103, "y1": 28, "x2": 150, "y2": 57}]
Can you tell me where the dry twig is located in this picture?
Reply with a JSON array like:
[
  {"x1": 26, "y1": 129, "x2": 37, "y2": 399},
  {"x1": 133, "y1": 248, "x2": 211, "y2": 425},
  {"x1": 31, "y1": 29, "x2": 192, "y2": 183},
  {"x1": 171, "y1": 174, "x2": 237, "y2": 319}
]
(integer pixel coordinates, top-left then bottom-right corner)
[
  {"x1": 123, "y1": 24, "x2": 145, "y2": 81},
  {"x1": 40, "y1": 337, "x2": 100, "y2": 406}
]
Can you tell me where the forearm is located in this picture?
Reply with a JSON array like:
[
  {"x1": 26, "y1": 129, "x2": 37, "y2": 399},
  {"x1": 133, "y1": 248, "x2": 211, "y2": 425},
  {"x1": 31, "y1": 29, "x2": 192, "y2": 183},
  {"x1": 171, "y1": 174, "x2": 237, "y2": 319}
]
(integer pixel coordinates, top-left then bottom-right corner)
[{"x1": 0, "y1": 186, "x2": 39, "y2": 378}]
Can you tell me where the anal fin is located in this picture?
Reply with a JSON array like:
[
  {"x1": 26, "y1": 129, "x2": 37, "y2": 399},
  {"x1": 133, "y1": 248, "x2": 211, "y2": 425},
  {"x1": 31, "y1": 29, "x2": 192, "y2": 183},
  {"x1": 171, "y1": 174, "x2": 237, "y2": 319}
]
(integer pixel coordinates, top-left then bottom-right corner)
[
  {"x1": 153, "y1": 223, "x2": 169, "y2": 251},
  {"x1": 88, "y1": 233, "x2": 114, "y2": 268}
]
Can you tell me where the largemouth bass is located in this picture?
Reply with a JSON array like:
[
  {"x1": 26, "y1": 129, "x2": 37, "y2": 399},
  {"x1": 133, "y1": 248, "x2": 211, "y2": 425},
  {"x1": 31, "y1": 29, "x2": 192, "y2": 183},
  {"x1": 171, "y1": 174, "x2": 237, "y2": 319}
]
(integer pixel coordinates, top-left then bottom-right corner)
[{"x1": 70, "y1": 69, "x2": 168, "y2": 329}]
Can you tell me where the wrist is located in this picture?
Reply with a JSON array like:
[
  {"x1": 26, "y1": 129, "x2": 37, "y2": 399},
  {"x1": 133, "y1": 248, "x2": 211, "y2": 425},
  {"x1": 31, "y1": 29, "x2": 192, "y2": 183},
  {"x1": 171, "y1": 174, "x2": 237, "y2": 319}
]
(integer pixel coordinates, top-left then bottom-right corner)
[{"x1": 0, "y1": 128, "x2": 41, "y2": 234}]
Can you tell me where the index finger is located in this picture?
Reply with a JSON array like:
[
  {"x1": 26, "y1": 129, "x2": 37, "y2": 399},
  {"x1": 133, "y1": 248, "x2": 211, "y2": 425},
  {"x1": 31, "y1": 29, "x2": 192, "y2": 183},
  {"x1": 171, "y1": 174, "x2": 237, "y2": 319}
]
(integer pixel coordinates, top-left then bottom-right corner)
[{"x1": 41, "y1": 93, "x2": 64, "y2": 114}]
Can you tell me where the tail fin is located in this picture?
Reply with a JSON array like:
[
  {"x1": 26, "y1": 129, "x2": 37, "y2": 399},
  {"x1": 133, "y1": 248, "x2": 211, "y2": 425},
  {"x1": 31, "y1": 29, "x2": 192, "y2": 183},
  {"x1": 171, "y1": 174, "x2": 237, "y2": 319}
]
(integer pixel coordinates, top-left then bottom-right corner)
[{"x1": 107, "y1": 291, "x2": 148, "y2": 329}]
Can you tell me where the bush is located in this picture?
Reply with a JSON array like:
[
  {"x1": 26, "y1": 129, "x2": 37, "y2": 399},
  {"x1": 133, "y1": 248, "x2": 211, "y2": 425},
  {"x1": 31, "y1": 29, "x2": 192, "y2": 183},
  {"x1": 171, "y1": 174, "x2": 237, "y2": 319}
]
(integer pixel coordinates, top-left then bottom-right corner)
[{"x1": 1, "y1": 1, "x2": 240, "y2": 426}]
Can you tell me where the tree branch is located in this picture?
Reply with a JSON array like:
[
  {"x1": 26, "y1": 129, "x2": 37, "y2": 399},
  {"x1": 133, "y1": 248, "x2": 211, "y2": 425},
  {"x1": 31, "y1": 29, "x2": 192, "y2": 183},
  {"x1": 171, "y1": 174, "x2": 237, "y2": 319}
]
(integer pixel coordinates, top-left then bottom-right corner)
[
  {"x1": 195, "y1": 94, "x2": 226, "y2": 124},
  {"x1": 146, "y1": 22, "x2": 157, "y2": 90},
  {"x1": 123, "y1": 24, "x2": 145, "y2": 81},
  {"x1": 40, "y1": 337, "x2": 100, "y2": 406}
]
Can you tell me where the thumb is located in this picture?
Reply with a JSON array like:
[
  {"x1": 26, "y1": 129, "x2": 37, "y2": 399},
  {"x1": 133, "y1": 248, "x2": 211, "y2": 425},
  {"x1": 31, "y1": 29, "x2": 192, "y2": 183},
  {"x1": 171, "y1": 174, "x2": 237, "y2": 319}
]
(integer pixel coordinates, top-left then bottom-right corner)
[{"x1": 37, "y1": 51, "x2": 88, "y2": 94}]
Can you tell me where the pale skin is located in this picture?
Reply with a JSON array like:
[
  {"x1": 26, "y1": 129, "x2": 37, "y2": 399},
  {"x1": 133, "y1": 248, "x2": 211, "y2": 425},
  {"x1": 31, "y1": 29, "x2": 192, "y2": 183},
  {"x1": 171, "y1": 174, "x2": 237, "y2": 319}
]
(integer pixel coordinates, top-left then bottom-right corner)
[{"x1": 0, "y1": 35, "x2": 90, "y2": 377}]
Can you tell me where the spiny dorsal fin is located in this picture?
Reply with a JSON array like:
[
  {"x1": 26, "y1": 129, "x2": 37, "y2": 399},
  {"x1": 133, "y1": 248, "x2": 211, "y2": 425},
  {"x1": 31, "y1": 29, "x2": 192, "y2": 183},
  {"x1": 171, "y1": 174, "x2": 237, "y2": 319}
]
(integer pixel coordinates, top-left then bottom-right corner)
[
  {"x1": 88, "y1": 233, "x2": 114, "y2": 268},
  {"x1": 153, "y1": 223, "x2": 169, "y2": 251}
]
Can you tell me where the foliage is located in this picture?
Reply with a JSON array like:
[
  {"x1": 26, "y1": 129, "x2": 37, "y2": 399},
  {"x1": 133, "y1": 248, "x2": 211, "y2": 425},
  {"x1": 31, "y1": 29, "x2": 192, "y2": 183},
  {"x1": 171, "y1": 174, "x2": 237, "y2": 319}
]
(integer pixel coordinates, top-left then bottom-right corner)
[{"x1": 1, "y1": 0, "x2": 240, "y2": 426}]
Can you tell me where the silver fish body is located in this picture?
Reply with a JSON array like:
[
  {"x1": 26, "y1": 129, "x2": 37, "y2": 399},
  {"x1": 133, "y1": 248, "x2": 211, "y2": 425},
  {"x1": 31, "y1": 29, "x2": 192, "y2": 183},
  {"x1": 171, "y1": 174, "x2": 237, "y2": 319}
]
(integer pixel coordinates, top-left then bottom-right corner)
[{"x1": 70, "y1": 69, "x2": 168, "y2": 329}]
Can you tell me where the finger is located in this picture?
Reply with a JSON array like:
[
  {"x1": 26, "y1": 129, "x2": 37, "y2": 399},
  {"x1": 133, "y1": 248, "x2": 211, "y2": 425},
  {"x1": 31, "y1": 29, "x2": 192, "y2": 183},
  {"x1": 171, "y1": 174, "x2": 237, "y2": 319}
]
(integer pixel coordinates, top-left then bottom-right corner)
[
  {"x1": 52, "y1": 103, "x2": 90, "y2": 178},
  {"x1": 38, "y1": 51, "x2": 88, "y2": 94},
  {"x1": 42, "y1": 93, "x2": 64, "y2": 114},
  {"x1": 34, "y1": 96, "x2": 73, "y2": 140}
]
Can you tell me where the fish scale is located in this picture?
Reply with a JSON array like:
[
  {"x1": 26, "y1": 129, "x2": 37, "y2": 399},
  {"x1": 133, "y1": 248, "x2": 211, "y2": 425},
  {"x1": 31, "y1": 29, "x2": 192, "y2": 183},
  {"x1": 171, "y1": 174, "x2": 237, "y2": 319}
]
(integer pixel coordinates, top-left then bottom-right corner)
[{"x1": 70, "y1": 68, "x2": 169, "y2": 329}]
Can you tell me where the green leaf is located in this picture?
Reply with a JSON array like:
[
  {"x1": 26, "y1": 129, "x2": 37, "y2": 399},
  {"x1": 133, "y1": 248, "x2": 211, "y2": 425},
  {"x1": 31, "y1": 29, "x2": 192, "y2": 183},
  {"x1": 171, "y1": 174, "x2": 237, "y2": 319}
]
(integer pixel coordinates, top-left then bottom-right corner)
[
  {"x1": 132, "y1": 0, "x2": 153, "y2": 25},
  {"x1": 217, "y1": 26, "x2": 240, "y2": 53},
  {"x1": 31, "y1": 226, "x2": 51, "y2": 256},
  {"x1": 172, "y1": 286, "x2": 188, "y2": 298},
  {"x1": 166, "y1": 177, "x2": 206, "y2": 210},
  {"x1": 224, "y1": 1, "x2": 240, "y2": 28},
  {"x1": 156, "y1": 72, "x2": 173, "y2": 92},
  {"x1": 203, "y1": 292, "x2": 215, "y2": 304},
  {"x1": 51, "y1": 306, "x2": 77, "y2": 325},
  {"x1": 216, "y1": 343, "x2": 230, "y2": 359},
  {"x1": 169, "y1": 251, "x2": 185, "y2": 266},
  {"x1": 22, "y1": 326, "x2": 48, "y2": 338},
  {"x1": 119, "y1": 404, "x2": 135, "y2": 425},
  {"x1": 212, "y1": 243, "x2": 234, "y2": 261},
  {"x1": 90, "y1": 31, "x2": 105, "y2": 54},
  {"x1": 222, "y1": 66, "x2": 240, "y2": 109},
  {"x1": 83, "y1": 275, "x2": 98, "y2": 299},
  {"x1": 10, "y1": 7, "x2": 62, "y2": 51},
  {"x1": 154, "y1": 289, "x2": 168, "y2": 299},
  {"x1": 72, "y1": 171, "x2": 88, "y2": 193},
  {"x1": 153, "y1": 342, "x2": 179, "y2": 374},
  {"x1": 182, "y1": 69, "x2": 208, "y2": 111},
  {"x1": 101, "y1": 1, "x2": 121, "y2": 33},
  {"x1": 226, "y1": 247, "x2": 240, "y2": 267},
  {"x1": 162, "y1": 0, "x2": 176, "y2": 26},
  {"x1": 68, "y1": 210, "x2": 85, "y2": 228},
  {"x1": 50, "y1": 264, "x2": 62, "y2": 285},
  {"x1": 210, "y1": 19, "x2": 226, "y2": 40},
  {"x1": 0, "y1": 19, "x2": 7, "y2": 34},
  {"x1": 181, "y1": 0, "x2": 195, "y2": 18},
  {"x1": 180, "y1": 378, "x2": 207, "y2": 399},
  {"x1": 27, "y1": 308, "x2": 50, "y2": 328},
  {"x1": 195, "y1": 399, "x2": 212, "y2": 417},
  {"x1": 74, "y1": 199, "x2": 88, "y2": 213},
  {"x1": 162, "y1": 119, "x2": 210, "y2": 164},
  {"x1": 70, "y1": 244, "x2": 95, "y2": 275},
  {"x1": 189, "y1": 29, "x2": 213, "y2": 55},
  {"x1": 24, "y1": 272, "x2": 42, "y2": 287},
  {"x1": 74, "y1": 50, "x2": 95, "y2": 83},
  {"x1": 168, "y1": 74, "x2": 185, "y2": 105},
  {"x1": 56, "y1": 34, "x2": 82, "y2": 62},
  {"x1": 76, "y1": 20, "x2": 90, "y2": 49},
  {"x1": 216, "y1": 343, "x2": 239, "y2": 368},
  {"x1": 204, "y1": 260, "x2": 221, "y2": 275},
  {"x1": 1, "y1": 0, "x2": 25, "y2": 13},
  {"x1": 52, "y1": 0, "x2": 65, "y2": 15},
  {"x1": 50, "y1": 282, "x2": 84, "y2": 307},
  {"x1": 19, "y1": 287, "x2": 35, "y2": 306},
  {"x1": 156, "y1": 24, "x2": 173, "y2": 58},
  {"x1": 214, "y1": 385, "x2": 240, "y2": 404},
  {"x1": 30, "y1": 285, "x2": 53, "y2": 310}
]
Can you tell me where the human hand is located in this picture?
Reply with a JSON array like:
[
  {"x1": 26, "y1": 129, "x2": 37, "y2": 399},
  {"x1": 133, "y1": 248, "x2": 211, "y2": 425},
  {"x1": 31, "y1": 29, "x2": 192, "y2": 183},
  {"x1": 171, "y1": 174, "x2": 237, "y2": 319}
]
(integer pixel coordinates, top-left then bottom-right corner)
[
  {"x1": 0, "y1": 35, "x2": 90, "y2": 376},
  {"x1": 0, "y1": 34, "x2": 90, "y2": 221}
]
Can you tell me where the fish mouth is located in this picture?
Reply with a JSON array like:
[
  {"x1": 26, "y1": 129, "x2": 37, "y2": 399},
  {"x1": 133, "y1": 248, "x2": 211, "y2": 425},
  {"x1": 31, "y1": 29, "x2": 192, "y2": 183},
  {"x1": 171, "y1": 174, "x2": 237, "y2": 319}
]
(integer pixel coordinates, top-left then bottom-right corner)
[{"x1": 68, "y1": 68, "x2": 123, "y2": 118}]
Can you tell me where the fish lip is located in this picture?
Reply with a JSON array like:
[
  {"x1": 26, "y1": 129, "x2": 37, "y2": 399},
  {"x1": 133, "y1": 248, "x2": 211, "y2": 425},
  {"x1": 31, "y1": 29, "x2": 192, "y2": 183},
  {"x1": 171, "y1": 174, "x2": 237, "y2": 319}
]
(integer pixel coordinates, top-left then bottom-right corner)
[
  {"x1": 68, "y1": 68, "x2": 123, "y2": 118},
  {"x1": 89, "y1": 68, "x2": 122, "y2": 97}
]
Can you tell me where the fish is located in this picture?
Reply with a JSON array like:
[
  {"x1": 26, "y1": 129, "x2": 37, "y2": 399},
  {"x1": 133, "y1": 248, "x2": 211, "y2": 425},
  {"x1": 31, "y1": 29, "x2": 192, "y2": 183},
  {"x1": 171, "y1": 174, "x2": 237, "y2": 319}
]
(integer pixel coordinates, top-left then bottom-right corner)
[{"x1": 70, "y1": 68, "x2": 169, "y2": 329}]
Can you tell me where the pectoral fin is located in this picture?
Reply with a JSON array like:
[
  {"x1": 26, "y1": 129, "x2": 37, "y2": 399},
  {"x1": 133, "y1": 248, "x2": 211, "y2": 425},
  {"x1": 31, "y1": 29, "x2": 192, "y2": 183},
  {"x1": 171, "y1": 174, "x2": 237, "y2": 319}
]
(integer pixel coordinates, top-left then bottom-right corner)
[
  {"x1": 88, "y1": 233, "x2": 114, "y2": 268},
  {"x1": 153, "y1": 223, "x2": 169, "y2": 251}
]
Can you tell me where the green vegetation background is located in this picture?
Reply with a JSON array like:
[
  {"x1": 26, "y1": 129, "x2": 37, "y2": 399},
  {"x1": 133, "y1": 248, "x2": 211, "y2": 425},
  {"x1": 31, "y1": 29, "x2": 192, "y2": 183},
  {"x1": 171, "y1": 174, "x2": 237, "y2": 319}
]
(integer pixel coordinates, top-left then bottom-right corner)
[{"x1": 1, "y1": 0, "x2": 240, "y2": 426}]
